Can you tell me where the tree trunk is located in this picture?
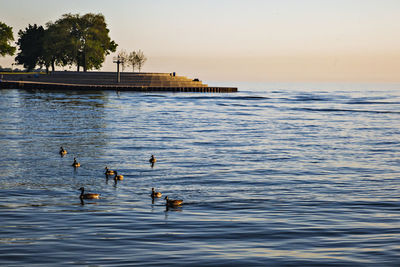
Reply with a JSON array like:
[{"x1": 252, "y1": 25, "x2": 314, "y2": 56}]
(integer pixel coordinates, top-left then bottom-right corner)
[
  {"x1": 77, "y1": 53, "x2": 80, "y2": 72},
  {"x1": 83, "y1": 52, "x2": 87, "y2": 72}
]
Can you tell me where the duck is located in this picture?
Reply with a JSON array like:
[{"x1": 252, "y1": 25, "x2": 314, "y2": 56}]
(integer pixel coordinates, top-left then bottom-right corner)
[
  {"x1": 104, "y1": 167, "x2": 115, "y2": 176},
  {"x1": 151, "y1": 188, "x2": 162, "y2": 198},
  {"x1": 114, "y1": 171, "x2": 124, "y2": 181},
  {"x1": 59, "y1": 146, "x2": 67, "y2": 156},
  {"x1": 165, "y1": 196, "x2": 183, "y2": 207},
  {"x1": 79, "y1": 187, "x2": 100, "y2": 199},
  {"x1": 72, "y1": 157, "x2": 80, "y2": 167},
  {"x1": 149, "y1": 155, "x2": 157, "y2": 164}
]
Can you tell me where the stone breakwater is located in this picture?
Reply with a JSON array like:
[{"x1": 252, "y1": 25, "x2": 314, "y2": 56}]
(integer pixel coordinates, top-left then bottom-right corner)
[{"x1": 0, "y1": 71, "x2": 237, "y2": 93}]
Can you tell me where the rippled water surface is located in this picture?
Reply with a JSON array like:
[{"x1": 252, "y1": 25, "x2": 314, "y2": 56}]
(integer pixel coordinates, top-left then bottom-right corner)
[{"x1": 1, "y1": 84, "x2": 400, "y2": 266}]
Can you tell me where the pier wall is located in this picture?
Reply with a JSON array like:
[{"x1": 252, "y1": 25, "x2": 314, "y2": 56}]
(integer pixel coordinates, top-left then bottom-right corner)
[{"x1": 0, "y1": 71, "x2": 237, "y2": 92}]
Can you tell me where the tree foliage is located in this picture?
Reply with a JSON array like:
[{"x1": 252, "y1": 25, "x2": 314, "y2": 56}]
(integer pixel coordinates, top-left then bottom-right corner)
[
  {"x1": 15, "y1": 24, "x2": 45, "y2": 71},
  {"x1": 55, "y1": 13, "x2": 117, "y2": 72},
  {"x1": 0, "y1": 21, "x2": 16, "y2": 57},
  {"x1": 42, "y1": 22, "x2": 72, "y2": 72},
  {"x1": 14, "y1": 13, "x2": 117, "y2": 72}
]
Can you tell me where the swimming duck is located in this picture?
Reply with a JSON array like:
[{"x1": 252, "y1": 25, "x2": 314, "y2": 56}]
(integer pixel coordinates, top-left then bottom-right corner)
[
  {"x1": 59, "y1": 146, "x2": 67, "y2": 156},
  {"x1": 79, "y1": 187, "x2": 100, "y2": 199},
  {"x1": 165, "y1": 196, "x2": 183, "y2": 206},
  {"x1": 72, "y1": 157, "x2": 80, "y2": 167},
  {"x1": 151, "y1": 188, "x2": 162, "y2": 198},
  {"x1": 114, "y1": 171, "x2": 124, "y2": 181},
  {"x1": 149, "y1": 155, "x2": 157, "y2": 164},
  {"x1": 105, "y1": 167, "x2": 115, "y2": 176}
]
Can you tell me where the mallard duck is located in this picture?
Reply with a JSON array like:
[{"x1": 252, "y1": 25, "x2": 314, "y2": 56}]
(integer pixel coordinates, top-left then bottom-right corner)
[
  {"x1": 151, "y1": 188, "x2": 162, "y2": 198},
  {"x1": 165, "y1": 196, "x2": 183, "y2": 206},
  {"x1": 59, "y1": 146, "x2": 67, "y2": 156},
  {"x1": 104, "y1": 167, "x2": 115, "y2": 176},
  {"x1": 114, "y1": 171, "x2": 123, "y2": 181},
  {"x1": 149, "y1": 155, "x2": 157, "y2": 164},
  {"x1": 79, "y1": 187, "x2": 100, "y2": 199},
  {"x1": 72, "y1": 157, "x2": 80, "y2": 167}
]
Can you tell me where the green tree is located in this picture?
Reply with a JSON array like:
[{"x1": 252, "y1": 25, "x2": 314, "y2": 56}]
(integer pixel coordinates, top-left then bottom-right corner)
[
  {"x1": 15, "y1": 24, "x2": 45, "y2": 71},
  {"x1": 0, "y1": 21, "x2": 16, "y2": 57},
  {"x1": 42, "y1": 22, "x2": 73, "y2": 72},
  {"x1": 55, "y1": 13, "x2": 117, "y2": 72}
]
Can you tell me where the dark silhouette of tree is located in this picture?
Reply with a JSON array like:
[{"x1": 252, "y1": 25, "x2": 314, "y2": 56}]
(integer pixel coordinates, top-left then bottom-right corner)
[
  {"x1": 14, "y1": 13, "x2": 117, "y2": 72},
  {"x1": 55, "y1": 13, "x2": 117, "y2": 72},
  {"x1": 42, "y1": 22, "x2": 73, "y2": 72},
  {"x1": 15, "y1": 24, "x2": 45, "y2": 71},
  {"x1": 0, "y1": 21, "x2": 16, "y2": 57}
]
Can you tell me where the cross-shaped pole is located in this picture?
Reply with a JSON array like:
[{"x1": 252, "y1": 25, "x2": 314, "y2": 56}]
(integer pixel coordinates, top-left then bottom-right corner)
[{"x1": 113, "y1": 56, "x2": 123, "y2": 83}]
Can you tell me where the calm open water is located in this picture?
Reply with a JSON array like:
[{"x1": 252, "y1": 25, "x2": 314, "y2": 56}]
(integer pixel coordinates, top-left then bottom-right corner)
[{"x1": 0, "y1": 83, "x2": 399, "y2": 266}]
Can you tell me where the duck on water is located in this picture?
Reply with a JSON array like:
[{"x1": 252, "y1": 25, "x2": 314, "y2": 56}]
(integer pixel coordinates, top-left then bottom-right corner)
[
  {"x1": 164, "y1": 196, "x2": 183, "y2": 207},
  {"x1": 59, "y1": 147, "x2": 67, "y2": 156},
  {"x1": 105, "y1": 166, "x2": 115, "y2": 176},
  {"x1": 151, "y1": 188, "x2": 162, "y2": 198},
  {"x1": 79, "y1": 187, "x2": 100, "y2": 199},
  {"x1": 72, "y1": 158, "x2": 80, "y2": 167}
]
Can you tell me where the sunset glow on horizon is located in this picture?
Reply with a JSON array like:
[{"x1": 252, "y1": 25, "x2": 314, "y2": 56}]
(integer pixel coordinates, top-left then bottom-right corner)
[{"x1": 1, "y1": 0, "x2": 399, "y2": 83}]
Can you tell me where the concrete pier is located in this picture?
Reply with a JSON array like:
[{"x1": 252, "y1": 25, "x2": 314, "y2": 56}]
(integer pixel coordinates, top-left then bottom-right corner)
[{"x1": 0, "y1": 72, "x2": 237, "y2": 93}]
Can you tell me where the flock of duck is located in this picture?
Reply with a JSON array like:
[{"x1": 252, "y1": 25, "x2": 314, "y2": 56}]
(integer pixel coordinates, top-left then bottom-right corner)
[{"x1": 59, "y1": 146, "x2": 183, "y2": 208}]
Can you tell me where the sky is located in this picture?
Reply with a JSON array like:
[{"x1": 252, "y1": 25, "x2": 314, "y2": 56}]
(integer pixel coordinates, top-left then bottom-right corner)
[{"x1": 0, "y1": 0, "x2": 399, "y2": 83}]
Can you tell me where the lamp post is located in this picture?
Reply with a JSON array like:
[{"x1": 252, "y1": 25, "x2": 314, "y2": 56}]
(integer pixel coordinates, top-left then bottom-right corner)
[{"x1": 113, "y1": 56, "x2": 124, "y2": 83}]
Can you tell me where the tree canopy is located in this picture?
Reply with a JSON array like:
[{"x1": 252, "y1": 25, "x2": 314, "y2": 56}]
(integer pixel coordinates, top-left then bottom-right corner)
[
  {"x1": 0, "y1": 21, "x2": 16, "y2": 57},
  {"x1": 14, "y1": 13, "x2": 117, "y2": 72},
  {"x1": 15, "y1": 24, "x2": 45, "y2": 71},
  {"x1": 55, "y1": 13, "x2": 117, "y2": 72}
]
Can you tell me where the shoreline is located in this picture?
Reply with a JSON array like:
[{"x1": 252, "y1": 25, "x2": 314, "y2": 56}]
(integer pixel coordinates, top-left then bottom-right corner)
[
  {"x1": 0, "y1": 80, "x2": 237, "y2": 93},
  {"x1": 0, "y1": 71, "x2": 238, "y2": 93}
]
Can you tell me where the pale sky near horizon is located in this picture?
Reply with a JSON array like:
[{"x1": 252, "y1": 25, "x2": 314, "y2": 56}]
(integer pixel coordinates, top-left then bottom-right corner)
[{"x1": 1, "y1": 0, "x2": 399, "y2": 83}]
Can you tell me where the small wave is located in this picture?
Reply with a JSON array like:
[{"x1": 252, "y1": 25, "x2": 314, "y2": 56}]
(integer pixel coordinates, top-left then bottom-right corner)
[
  {"x1": 285, "y1": 94, "x2": 334, "y2": 102},
  {"x1": 294, "y1": 97, "x2": 330, "y2": 102},
  {"x1": 138, "y1": 94, "x2": 166, "y2": 98},
  {"x1": 176, "y1": 95, "x2": 269, "y2": 101},
  {"x1": 346, "y1": 100, "x2": 400, "y2": 105},
  {"x1": 292, "y1": 107, "x2": 400, "y2": 114},
  {"x1": 232, "y1": 96, "x2": 269, "y2": 100}
]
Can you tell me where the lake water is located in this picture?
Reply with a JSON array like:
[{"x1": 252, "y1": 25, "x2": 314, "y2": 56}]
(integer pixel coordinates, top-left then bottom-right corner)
[{"x1": 1, "y1": 83, "x2": 399, "y2": 266}]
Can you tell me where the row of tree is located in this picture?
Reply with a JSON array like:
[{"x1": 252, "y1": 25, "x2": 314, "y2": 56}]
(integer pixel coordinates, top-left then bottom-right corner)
[
  {"x1": 117, "y1": 49, "x2": 147, "y2": 72},
  {"x1": 18, "y1": 13, "x2": 117, "y2": 72},
  {"x1": 0, "y1": 14, "x2": 148, "y2": 73}
]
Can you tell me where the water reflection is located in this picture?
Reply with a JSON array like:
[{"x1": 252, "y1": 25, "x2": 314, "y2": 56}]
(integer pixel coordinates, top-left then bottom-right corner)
[
  {"x1": 1, "y1": 89, "x2": 110, "y2": 190},
  {"x1": 1, "y1": 87, "x2": 399, "y2": 265},
  {"x1": 165, "y1": 205, "x2": 183, "y2": 212}
]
